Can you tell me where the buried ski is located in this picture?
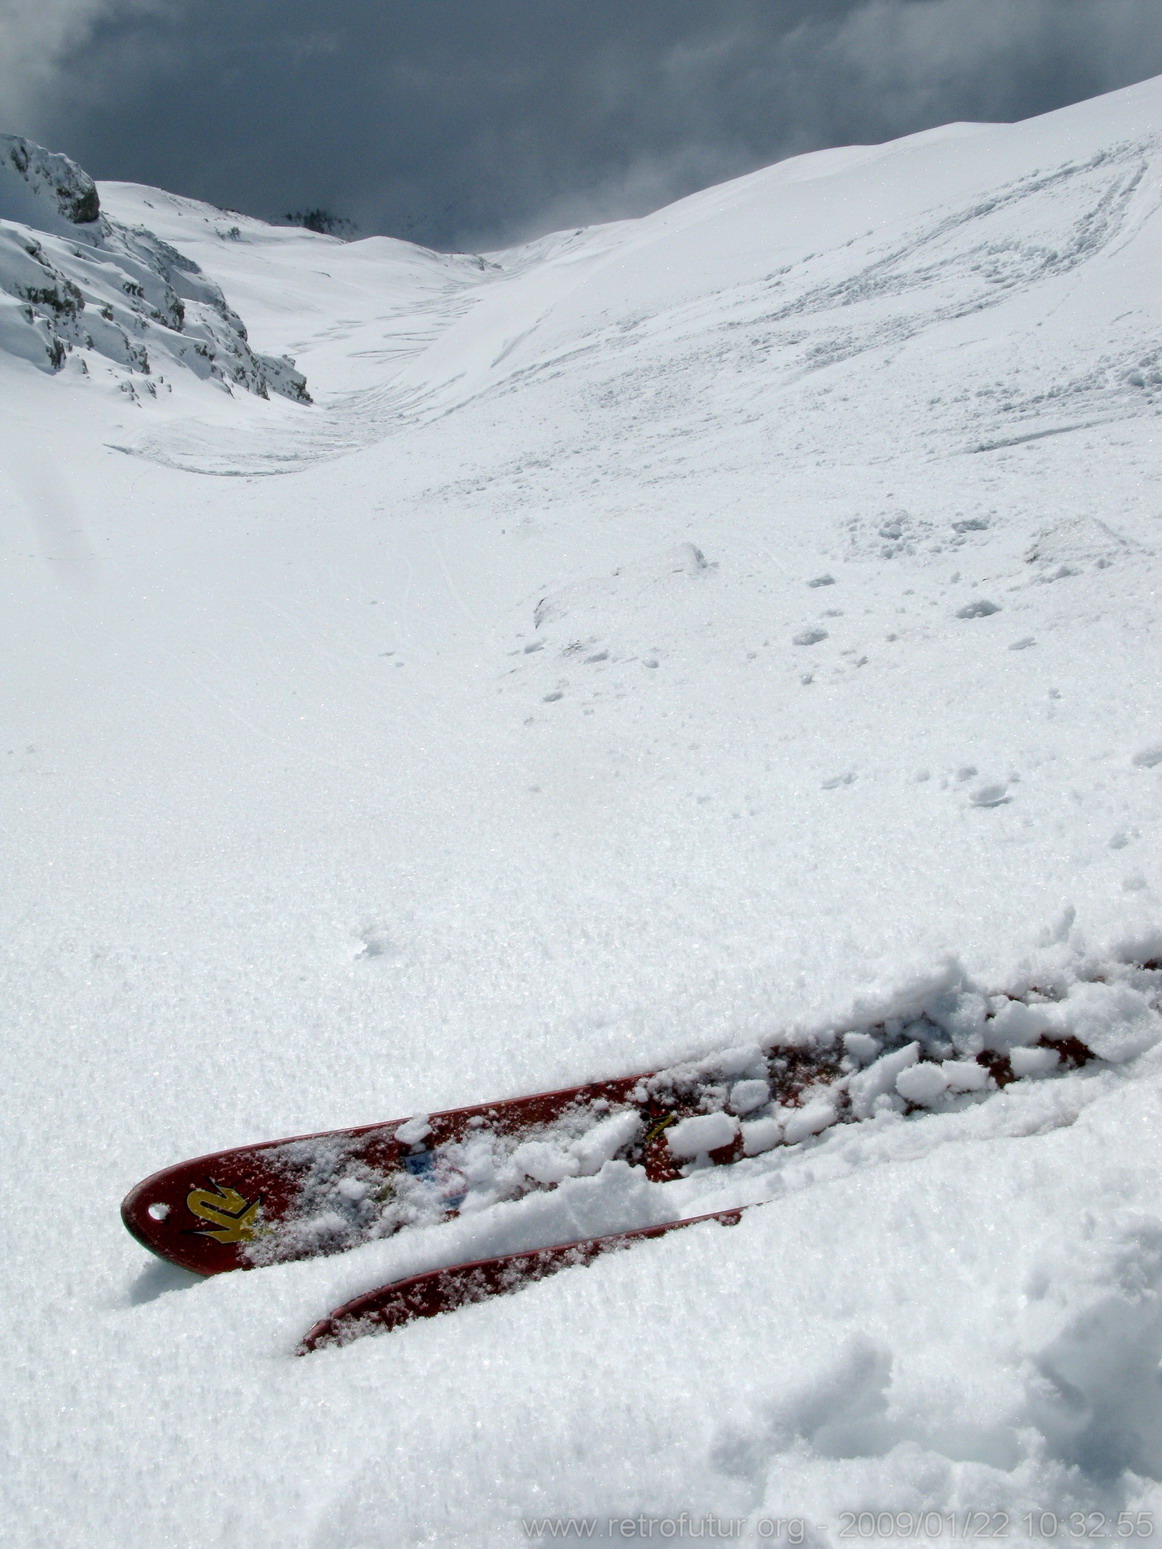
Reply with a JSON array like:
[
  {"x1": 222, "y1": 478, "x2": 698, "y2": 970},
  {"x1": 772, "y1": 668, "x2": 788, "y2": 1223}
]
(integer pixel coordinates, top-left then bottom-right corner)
[
  {"x1": 121, "y1": 1048, "x2": 836, "y2": 1277},
  {"x1": 116, "y1": 956, "x2": 1160, "y2": 1279},
  {"x1": 297, "y1": 1207, "x2": 748, "y2": 1353}
]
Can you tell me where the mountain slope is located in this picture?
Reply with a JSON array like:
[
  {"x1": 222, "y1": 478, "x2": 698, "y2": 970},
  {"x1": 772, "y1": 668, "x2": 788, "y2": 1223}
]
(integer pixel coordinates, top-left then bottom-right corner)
[{"x1": 100, "y1": 84, "x2": 1162, "y2": 469}]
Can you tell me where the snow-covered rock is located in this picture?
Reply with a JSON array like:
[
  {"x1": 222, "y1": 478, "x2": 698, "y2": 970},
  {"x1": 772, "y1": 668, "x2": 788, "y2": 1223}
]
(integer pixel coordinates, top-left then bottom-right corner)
[
  {"x1": 0, "y1": 136, "x2": 309, "y2": 399},
  {"x1": 0, "y1": 137, "x2": 101, "y2": 234}
]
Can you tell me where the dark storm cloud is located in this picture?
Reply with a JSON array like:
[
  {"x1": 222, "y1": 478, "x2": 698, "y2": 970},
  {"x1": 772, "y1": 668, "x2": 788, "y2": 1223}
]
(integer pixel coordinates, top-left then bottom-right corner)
[{"x1": 7, "y1": 0, "x2": 1162, "y2": 250}]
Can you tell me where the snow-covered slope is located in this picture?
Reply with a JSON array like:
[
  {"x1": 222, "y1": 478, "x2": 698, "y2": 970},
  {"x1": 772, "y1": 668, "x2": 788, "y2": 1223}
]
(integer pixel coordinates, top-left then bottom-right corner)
[
  {"x1": 2, "y1": 75, "x2": 1162, "y2": 1549},
  {"x1": 0, "y1": 136, "x2": 309, "y2": 400}
]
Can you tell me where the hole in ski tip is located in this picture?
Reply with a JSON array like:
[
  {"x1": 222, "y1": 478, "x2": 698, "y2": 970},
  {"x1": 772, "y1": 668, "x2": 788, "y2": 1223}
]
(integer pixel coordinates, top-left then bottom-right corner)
[{"x1": 147, "y1": 1202, "x2": 170, "y2": 1221}]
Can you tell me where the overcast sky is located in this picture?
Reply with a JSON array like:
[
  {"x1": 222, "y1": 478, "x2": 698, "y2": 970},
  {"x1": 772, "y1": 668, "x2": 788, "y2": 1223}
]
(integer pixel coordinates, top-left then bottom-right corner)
[{"x1": 4, "y1": 0, "x2": 1162, "y2": 251}]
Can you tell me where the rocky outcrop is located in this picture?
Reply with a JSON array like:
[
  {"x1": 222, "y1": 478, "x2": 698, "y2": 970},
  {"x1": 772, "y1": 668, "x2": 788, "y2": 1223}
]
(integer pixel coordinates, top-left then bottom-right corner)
[{"x1": 0, "y1": 136, "x2": 309, "y2": 401}]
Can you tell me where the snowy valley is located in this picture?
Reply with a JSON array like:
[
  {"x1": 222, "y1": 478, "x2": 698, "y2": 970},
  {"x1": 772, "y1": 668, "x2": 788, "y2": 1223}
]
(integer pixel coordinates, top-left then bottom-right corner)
[{"x1": 2, "y1": 76, "x2": 1162, "y2": 1548}]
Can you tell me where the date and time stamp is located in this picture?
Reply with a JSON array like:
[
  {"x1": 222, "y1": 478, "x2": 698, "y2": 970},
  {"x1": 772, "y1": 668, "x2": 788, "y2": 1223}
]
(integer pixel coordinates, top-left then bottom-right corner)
[{"x1": 833, "y1": 1513, "x2": 1156, "y2": 1541}]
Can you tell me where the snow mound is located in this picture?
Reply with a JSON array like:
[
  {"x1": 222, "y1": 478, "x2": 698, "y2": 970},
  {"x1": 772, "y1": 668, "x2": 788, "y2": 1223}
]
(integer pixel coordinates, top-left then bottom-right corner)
[{"x1": 0, "y1": 136, "x2": 309, "y2": 401}]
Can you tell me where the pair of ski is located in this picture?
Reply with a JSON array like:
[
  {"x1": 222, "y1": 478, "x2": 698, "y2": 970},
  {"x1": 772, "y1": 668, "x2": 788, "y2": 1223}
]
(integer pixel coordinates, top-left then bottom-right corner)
[
  {"x1": 123, "y1": 1046, "x2": 831, "y2": 1353},
  {"x1": 121, "y1": 1023, "x2": 1094, "y2": 1353}
]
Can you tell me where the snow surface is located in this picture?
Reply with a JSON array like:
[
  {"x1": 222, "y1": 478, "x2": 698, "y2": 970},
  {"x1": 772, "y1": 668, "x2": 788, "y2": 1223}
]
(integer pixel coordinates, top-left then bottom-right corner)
[{"x1": 3, "y1": 73, "x2": 1162, "y2": 1548}]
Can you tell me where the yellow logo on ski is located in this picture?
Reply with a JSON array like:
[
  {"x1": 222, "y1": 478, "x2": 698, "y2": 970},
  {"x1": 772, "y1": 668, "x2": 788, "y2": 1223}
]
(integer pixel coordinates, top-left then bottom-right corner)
[
  {"x1": 642, "y1": 1113, "x2": 677, "y2": 1145},
  {"x1": 186, "y1": 1184, "x2": 261, "y2": 1243}
]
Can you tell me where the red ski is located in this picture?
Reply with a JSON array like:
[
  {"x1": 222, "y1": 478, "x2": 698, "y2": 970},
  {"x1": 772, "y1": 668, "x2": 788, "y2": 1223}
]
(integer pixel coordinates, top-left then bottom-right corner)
[
  {"x1": 119, "y1": 963, "x2": 1160, "y2": 1348},
  {"x1": 121, "y1": 1046, "x2": 839, "y2": 1277},
  {"x1": 121, "y1": 1019, "x2": 1096, "y2": 1279},
  {"x1": 297, "y1": 1207, "x2": 748, "y2": 1354}
]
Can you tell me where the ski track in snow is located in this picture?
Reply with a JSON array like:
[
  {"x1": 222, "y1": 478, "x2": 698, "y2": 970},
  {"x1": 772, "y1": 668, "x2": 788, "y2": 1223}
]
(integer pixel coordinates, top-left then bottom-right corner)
[
  {"x1": 3, "y1": 76, "x2": 1162, "y2": 1549},
  {"x1": 103, "y1": 134, "x2": 1162, "y2": 480}
]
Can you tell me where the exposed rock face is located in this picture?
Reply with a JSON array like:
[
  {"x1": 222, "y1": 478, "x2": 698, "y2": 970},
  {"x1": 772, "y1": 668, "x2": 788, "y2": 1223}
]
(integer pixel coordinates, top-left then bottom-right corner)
[{"x1": 0, "y1": 136, "x2": 309, "y2": 401}]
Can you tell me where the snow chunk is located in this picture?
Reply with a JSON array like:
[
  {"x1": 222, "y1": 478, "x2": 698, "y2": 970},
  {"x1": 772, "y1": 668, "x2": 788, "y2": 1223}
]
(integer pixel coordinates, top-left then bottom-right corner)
[
  {"x1": 729, "y1": 1078, "x2": 771, "y2": 1115},
  {"x1": 394, "y1": 1115, "x2": 432, "y2": 1145},
  {"x1": 1046, "y1": 980, "x2": 1159, "y2": 1064},
  {"x1": 848, "y1": 1042, "x2": 920, "y2": 1118},
  {"x1": 942, "y1": 1058, "x2": 990, "y2": 1092},
  {"x1": 956, "y1": 598, "x2": 1001, "y2": 619},
  {"x1": 793, "y1": 627, "x2": 828, "y2": 646},
  {"x1": 1131, "y1": 744, "x2": 1162, "y2": 769},
  {"x1": 925, "y1": 988, "x2": 988, "y2": 1044},
  {"x1": 1009, "y1": 1046, "x2": 1060, "y2": 1078},
  {"x1": 843, "y1": 1031, "x2": 882, "y2": 1065},
  {"x1": 741, "y1": 1117, "x2": 781, "y2": 1155},
  {"x1": 985, "y1": 997, "x2": 1054, "y2": 1050},
  {"x1": 895, "y1": 1062, "x2": 950, "y2": 1105},
  {"x1": 782, "y1": 1098, "x2": 838, "y2": 1145},
  {"x1": 511, "y1": 1140, "x2": 581, "y2": 1184},
  {"x1": 848, "y1": 955, "x2": 970, "y2": 1039},
  {"x1": 571, "y1": 1109, "x2": 642, "y2": 1174},
  {"x1": 666, "y1": 1111, "x2": 738, "y2": 1159},
  {"x1": 714, "y1": 1045, "x2": 769, "y2": 1080}
]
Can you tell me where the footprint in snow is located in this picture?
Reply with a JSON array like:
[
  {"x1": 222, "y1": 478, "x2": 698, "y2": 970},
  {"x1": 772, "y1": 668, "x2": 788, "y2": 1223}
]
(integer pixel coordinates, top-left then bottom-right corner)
[
  {"x1": 970, "y1": 782, "x2": 1012, "y2": 808},
  {"x1": 355, "y1": 927, "x2": 398, "y2": 960}
]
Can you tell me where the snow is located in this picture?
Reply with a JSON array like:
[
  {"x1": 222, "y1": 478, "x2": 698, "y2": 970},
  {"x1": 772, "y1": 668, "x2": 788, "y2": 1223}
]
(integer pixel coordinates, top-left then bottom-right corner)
[
  {"x1": 780, "y1": 1099, "x2": 840, "y2": 1146},
  {"x1": 893, "y1": 1061, "x2": 950, "y2": 1105},
  {"x1": 730, "y1": 1078, "x2": 772, "y2": 1115},
  {"x1": 667, "y1": 1111, "x2": 740, "y2": 1159},
  {"x1": 393, "y1": 1115, "x2": 432, "y2": 1146},
  {"x1": 0, "y1": 136, "x2": 308, "y2": 400},
  {"x1": 3, "y1": 69, "x2": 1162, "y2": 1548}
]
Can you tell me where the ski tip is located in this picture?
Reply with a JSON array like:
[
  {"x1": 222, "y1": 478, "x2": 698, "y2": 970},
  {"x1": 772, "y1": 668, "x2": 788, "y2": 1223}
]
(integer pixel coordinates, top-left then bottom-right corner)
[
  {"x1": 120, "y1": 1158, "x2": 270, "y2": 1277},
  {"x1": 296, "y1": 1314, "x2": 347, "y2": 1356}
]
